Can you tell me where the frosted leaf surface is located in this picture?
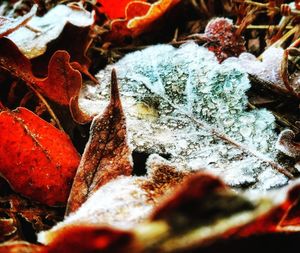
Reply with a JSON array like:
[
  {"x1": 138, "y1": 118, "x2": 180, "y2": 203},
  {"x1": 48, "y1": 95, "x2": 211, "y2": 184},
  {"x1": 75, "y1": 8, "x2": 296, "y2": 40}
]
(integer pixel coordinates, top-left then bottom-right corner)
[
  {"x1": 225, "y1": 47, "x2": 285, "y2": 89},
  {"x1": 38, "y1": 155, "x2": 189, "y2": 243},
  {"x1": 7, "y1": 5, "x2": 94, "y2": 59},
  {"x1": 80, "y1": 42, "x2": 288, "y2": 190}
]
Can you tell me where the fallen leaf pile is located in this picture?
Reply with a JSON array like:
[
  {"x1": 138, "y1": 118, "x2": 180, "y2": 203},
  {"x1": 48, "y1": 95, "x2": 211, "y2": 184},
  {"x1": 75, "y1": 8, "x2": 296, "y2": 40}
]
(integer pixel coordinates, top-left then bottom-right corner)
[{"x1": 0, "y1": 0, "x2": 300, "y2": 252}]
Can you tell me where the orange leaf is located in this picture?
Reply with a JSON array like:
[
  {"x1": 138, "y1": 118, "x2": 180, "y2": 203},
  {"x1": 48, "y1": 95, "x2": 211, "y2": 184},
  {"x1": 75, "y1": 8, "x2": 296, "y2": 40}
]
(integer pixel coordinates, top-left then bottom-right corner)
[
  {"x1": 127, "y1": 0, "x2": 180, "y2": 36},
  {"x1": 97, "y1": 0, "x2": 146, "y2": 19},
  {"x1": 66, "y1": 69, "x2": 132, "y2": 214},
  {"x1": 106, "y1": 0, "x2": 179, "y2": 42},
  {"x1": 0, "y1": 107, "x2": 80, "y2": 206}
]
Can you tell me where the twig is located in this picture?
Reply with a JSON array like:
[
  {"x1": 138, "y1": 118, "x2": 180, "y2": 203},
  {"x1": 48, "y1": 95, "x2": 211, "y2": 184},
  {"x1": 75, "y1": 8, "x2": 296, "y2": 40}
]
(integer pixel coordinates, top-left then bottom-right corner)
[
  {"x1": 239, "y1": 25, "x2": 294, "y2": 30},
  {"x1": 272, "y1": 26, "x2": 298, "y2": 48},
  {"x1": 27, "y1": 84, "x2": 64, "y2": 131},
  {"x1": 280, "y1": 37, "x2": 300, "y2": 99}
]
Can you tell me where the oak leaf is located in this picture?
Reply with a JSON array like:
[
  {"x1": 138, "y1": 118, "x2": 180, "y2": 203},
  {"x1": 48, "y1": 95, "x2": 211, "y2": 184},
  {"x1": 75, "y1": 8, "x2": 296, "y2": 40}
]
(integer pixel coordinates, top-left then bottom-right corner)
[
  {"x1": 7, "y1": 5, "x2": 95, "y2": 79},
  {"x1": 0, "y1": 37, "x2": 91, "y2": 124},
  {"x1": 66, "y1": 70, "x2": 132, "y2": 215},
  {"x1": 0, "y1": 107, "x2": 80, "y2": 206}
]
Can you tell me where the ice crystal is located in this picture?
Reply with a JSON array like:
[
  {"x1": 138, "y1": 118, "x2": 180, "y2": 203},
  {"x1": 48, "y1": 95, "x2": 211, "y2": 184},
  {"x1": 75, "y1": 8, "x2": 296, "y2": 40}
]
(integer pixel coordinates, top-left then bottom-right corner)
[{"x1": 80, "y1": 42, "x2": 288, "y2": 190}]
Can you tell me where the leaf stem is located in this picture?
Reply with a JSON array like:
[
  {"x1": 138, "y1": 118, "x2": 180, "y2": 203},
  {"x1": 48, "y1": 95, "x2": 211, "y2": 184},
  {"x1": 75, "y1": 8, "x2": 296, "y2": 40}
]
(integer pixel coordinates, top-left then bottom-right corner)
[{"x1": 28, "y1": 84, "x2": 64, "y2": 131}]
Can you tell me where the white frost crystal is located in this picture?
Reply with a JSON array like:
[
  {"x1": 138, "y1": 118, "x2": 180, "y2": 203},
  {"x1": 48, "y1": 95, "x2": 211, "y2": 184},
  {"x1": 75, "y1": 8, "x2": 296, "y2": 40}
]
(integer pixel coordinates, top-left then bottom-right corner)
[{"x1": 80, "y1": 42, "x2": 288, "y2": 190}]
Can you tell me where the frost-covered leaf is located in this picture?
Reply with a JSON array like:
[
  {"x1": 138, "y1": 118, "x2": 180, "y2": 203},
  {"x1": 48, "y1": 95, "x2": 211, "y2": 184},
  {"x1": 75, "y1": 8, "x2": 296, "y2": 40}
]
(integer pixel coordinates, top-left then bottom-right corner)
[
  {"x1": 7, "y1": 4, "x2": 94, "y2": 79},
  {"x1": 80, "y1": 42, "x2": 291, "y2": 190},
  {"x1": 38, "y1": 154, "x2": 189, "y2": 241},
  {"x1": 225, "y1": 47, "x2": 288, "y2": 94},
  {"x1": 0, "y1": 4, "x2": 37, "y2": 38},
  {"x1": 66, "y1": 70, "x2": 132, "y2": 215},
  {"x1": 7, "y1": 5, "x2": 93, "y2": 60},
  {"x1": 201, "y1": 18, "x2": 246, "y2": 62},
  {"x1": 38, "y1": 172, "x2": 296, "y2": 253}
]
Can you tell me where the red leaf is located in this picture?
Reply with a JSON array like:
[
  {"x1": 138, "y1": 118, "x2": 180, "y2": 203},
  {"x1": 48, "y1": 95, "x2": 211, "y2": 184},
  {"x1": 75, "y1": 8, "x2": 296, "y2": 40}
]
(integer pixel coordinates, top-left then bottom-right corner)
[
  {"x1": 44, "y1": 225, "x2": 136, "y2": 253},
  {"x1": 66, "y1": 69, "x2": 132, "y2": 214},
  {"x1": 35, "y1": 51, "x2": 82, "y2": 106},
  {"x1": 0, "y1": 107, "x2": 80, "y2": 206},
  {"x1": 0, "y1": 37, "x2": 91, "y2": 124}
]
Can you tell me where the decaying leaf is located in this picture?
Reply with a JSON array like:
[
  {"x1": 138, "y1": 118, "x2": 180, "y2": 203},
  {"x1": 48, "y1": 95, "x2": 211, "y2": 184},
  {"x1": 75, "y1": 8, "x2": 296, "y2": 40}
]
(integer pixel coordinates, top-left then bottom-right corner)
[
  {"x1": 0, "y1": 5, "x2": 37, "y2": 38},
  {"x1": 0, "y1": 107, "x2": 80, "y2": 206},
  {"x1": 66, "y1": 70, "x2": 132, "y2": 215},
  {"x1": 80, "y1": 42, "x2": 291, "y2": 190},
  {"x1": 0, "y1": 193, "x2": 62, "y2": 242},
  {"x1": 0, "y1": 37, "x2": 91, "y2": 124},
  {"x1": 201, "y1": 18, "x2": 246, "y2": 62},
  {"x1": 135, "y1": 173, "x2": 276, "y2": 252}
]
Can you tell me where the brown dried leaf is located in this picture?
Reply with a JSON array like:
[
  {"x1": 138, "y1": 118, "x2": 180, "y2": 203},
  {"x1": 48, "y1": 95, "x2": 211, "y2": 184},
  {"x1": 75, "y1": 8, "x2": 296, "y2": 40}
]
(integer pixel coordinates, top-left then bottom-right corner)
[
  {"x1": 0, "y1": 5, "x2": 37, "y2": 38},
  {"x1": 39, "y1": 172, "x2": 283, "y2": 253},
  {"x1": 276, "y1": 129, "x2": 300, "y2": 158},
  {"x1": 66, "y1": 69, "x2": 132, "y2": 215},
  {"x1": 0, "y1": 193, "x2": 62, "y2": 242}
]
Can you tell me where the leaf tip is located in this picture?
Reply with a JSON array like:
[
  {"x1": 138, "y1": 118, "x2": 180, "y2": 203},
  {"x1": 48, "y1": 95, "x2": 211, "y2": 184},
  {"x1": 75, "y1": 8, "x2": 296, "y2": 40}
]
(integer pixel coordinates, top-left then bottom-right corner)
[{"x1": 110, "y1": 68, "x2": 120, "y2": 104}]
